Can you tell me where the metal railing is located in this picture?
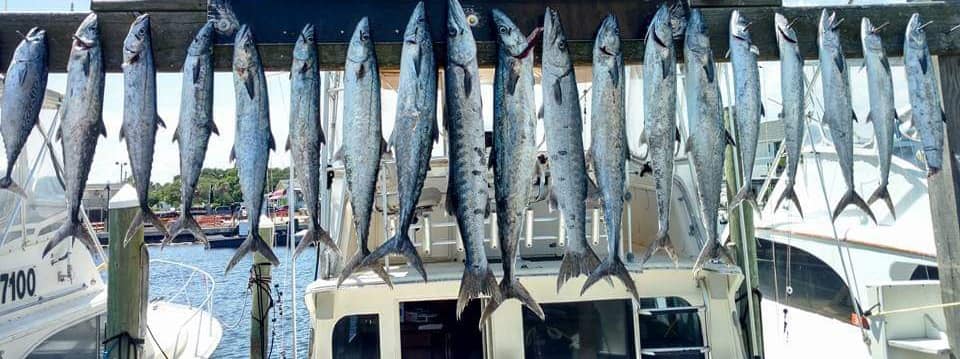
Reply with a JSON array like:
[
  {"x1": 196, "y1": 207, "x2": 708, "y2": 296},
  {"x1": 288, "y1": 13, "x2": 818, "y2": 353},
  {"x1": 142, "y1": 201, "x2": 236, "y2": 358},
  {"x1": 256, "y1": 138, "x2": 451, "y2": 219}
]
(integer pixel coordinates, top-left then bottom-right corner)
[{"x1": 148, "y1": 258, "x2": 217, "y2": 358}]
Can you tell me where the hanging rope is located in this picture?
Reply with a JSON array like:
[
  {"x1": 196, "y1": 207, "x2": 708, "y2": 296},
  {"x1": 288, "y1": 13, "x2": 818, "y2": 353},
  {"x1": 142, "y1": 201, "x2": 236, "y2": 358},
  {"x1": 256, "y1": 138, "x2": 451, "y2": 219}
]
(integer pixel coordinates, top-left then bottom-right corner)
[{"x1": 250, "y1": 262, "x2": 275, "y2": 357}]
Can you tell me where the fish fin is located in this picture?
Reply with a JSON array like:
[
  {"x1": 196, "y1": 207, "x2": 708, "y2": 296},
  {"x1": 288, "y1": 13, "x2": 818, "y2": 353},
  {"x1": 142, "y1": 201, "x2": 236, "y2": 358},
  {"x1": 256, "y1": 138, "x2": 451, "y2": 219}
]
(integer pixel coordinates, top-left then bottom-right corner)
[
  {"x1": 119, "y1": 125, "x2": 126, "y2": 141},
  {"x1": 488, "y1": 145, "x2": 496, "y2": 169},
  {"x1": 244, "y1": 74, "x2": 256, "y2": 99},
  {"x1": 43, "y1": 220, "x2": 99, "y2": 259},
  {"x1": 557, "y1": 247, "x2": 601, "y2": 292},
  {"x1": 192, "y1": 58, "x2": 202, "y2": 84},
  {"x1": 380, "y1": 137, "x2": 389, "y2": 154},
  {"x1": 210, "y1": 120, "x2": 220, "y2": 136},
  {"x1": 356, "y1": 62, "x2": 366, "y2": 79},
  {"x1": 463, "y1": 68, "x2": 473, "y2": 97},
  {"x1": 773, "y1": 184, "x2": 804, "y2": 219},
  {"x1": 431, "y1": 116, "x2": 439, "y2": 143},
  {"x1": 857, "y1": 61, "x2": 866, "y2": 74},
  {"x1": 229, "y1": 147, "x2": 236, "y2": 162},
  {"x1": 943, "y1": 110, "x2": 948, "y2": 123},
  {"x1": 537, "y1": 105, "x2": 544, "y2": 120},
  {"x1": 56, "y1": 127, "x2": 62, "y2": 141},
  {"x1": 724, "y1": 130, "x2": 737, "y2": 147},
  {"x1": 638, "y1": 162, "x2": 653, "y2": 177},
  {"x1": 731, "y1": 186, "x2": 759, "y2": 217},
  {"x1": 852, "y1": 110, "x2": 858, "y2": 123},
  {"x1": 692, "y1": 239, "x2": 735, "y2": 273},
  {"x1": 639, "y1": 232, "x2": 678, "y2": 268},
  {"x1": 225, "y1": 231, "x2": 280, "y2": 274},
  {"x1": 172, "y1": 126, "x2": 180, "y2": 143},
  {"x1": 0, "y1": 177, "x2": 28, "y2": 199},
  {"x1": 507, "y1": 60, "x2": 520, "y2": 96},
  {"x1": 920, "y1": 53, "x2": 928, "y2": 74},
  {"x1": 268, "y1": 132, "x2": 276, "y2": 151},
  {"x1": 880, "y1": 56, "x2": 890, "y2": 74},
  {"x1": 294, "y1": 225, "x2": 340, "y2": 258},
  {"x1": 300, "y1": 60, "x2": 310, "y2": 74},
  {"x1": 704, "y1": 56, "x2": 715, "y2": 83},
  {"x1": 582, "y1": 256, "x2": 639, "y2": 303},
  {"x1": 835, "y1": 53, "x2": 845, "y2": 73},
  {"x1": 831, "y1": 189, "x2": 878, "y2": 225},
  {"x1": 482, "y1": 278, "x2": 543, "y2": 322},
  {"x1": 82, "y1": 54, "x2": 90, "y2": 76},
  {"x1": 457, "y1": 265, "x2": 502, "y2": 326},
  {"x1": 760, "y1": 103, "x2": 766, "y2": 117},
  {"x1": 99, "y1": 117, "x2": 107, "y2": 138},
  {"x1": 156, "y1": 115, "x2": 166, "y2": 129},
  {"x1": 684, "y1": 137, "x2": 694, "y2": 153},
  {"x1": 675, "y1": 127, "x2": 684, "y2": 154},
  {"x1": 362, "y1": 232, "x2": 427, "y2": 282},
  {"x1": 167, "y1": 213, "x2": 209, "y2": 248},
  {"x1": 867, "y1": 185, "x2": 896, "y2": 220},
  {"x1": 661, "y1": 59, "x2": 670, "y2": 79},
  {"x1": 337, "y1": 250, "x2": 394, "y2": 289},
  {"x1": 284, "y1": 137, "x2": 291, "y2": 151},
  {"x1": 552, "y1": 78, "x2": 563, "y2": 105},
  {"x1": 136, "y1": 207, "x2": 171, "y2": 246},
  {"x1": 866, "y1": 111, "x2": 873, "y2": 123}
]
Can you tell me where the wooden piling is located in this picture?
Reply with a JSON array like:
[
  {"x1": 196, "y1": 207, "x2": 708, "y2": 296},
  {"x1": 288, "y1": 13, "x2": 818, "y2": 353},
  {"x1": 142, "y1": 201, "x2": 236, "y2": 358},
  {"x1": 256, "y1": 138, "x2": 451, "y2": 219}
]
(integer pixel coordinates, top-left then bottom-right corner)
[
  {"x1": 250, "y1": 217, "x2": 276, "y2": 359},
  {"x1": 105, "y1": 184, "x2": 148, "y2": 359}
]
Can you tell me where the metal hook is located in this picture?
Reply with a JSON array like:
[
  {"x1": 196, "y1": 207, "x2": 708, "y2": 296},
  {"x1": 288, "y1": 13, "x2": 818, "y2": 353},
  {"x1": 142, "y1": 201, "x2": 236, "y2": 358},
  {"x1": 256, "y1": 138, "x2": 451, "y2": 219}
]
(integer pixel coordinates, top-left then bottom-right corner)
[
  {"x1": 14, "y1": 30, "x2": 27, "y2": 41},
  {"x1": 918, "y1": 20, "x2": 934, "y2": 31},
  {"x1": 872, "y1": 21, "x2": 890, "y2": 33},
  {"x1": 787, "y1": 17, "x2": 800, "y2": 29},
  {"x1": 947, "y1": 24, "x2": 960, "y2": 33},
  {"x1": 831, "y1": 17, "x2": 846, "y2": 30}
]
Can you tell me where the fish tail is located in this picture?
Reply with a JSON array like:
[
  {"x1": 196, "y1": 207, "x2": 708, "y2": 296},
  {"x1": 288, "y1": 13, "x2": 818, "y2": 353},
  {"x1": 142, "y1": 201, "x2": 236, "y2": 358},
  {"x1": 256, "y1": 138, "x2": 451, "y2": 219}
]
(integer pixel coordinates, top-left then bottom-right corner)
[
  {"x1": 167, "y1": 213, "x2": 208, "y2": 248},
  {"x1": 122, "y1": 210, "x2": 144, "y2": 247},
  {"x1": 125, "y1": 207, "x2": 171, "y2": 247},
  {"x1": 43, "y1": 220, "x2": 99, "y2": 258},
  {"x1": 293, "y1": 225, "x2": 340, "y2": 259},
  {"x1": 773, "y1": 184, "x2": 804, "y2": 218},
  {"x1": 363, "y1": 232, "x2": 427, "y2": 282},
  {"x1": 693, "y1": 239, "x2": 735, "y2": 273},
  {"x1": 582, "y1": 256, "x2": 639, "y2": 303},
  {"x1": 556, "y1": 248, "x2": 601, "y2": 292},
  {"x1": 639, "y1": 232, "x2": 678, "y2": 268},
  {"x1": 0, "y1": 176, "x2": 28, "y2": 199},
  {"x1": 456, "y1": 265, "x2": 502, "y2": 326},
  {"x1": 867, "y1": 185, "x2": 896, "y2": 220},
  {"x1": 731, "y1": 185, "x2": 759, "y2": 215},
  {"x1": 337, "y1": 250, "x2": 394, "y2": 289},
  {"x1": 832, "y1": 189, "x2": 878, "y2": 224},
  {"x1": 481, "y1": 278, "x2": 543, "y2": 323},
  {"x1": 225, "y1": 231, "x2": 280, "y2": 274}
]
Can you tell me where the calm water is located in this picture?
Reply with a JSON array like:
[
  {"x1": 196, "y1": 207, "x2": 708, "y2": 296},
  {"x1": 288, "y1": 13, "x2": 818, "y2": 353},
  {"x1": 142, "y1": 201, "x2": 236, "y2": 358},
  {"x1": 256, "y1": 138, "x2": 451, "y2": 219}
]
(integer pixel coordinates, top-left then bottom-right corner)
[{"x1": 147, "y1": 244, "x2": 318, "y2": 358}]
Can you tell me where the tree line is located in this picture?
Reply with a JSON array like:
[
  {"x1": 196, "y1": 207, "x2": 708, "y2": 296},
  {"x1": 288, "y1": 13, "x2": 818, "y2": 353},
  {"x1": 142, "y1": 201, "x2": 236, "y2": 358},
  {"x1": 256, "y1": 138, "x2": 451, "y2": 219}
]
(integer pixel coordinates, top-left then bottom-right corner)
[{"x1": 148, "y1": 167, "x2": 291, "y2": 209}]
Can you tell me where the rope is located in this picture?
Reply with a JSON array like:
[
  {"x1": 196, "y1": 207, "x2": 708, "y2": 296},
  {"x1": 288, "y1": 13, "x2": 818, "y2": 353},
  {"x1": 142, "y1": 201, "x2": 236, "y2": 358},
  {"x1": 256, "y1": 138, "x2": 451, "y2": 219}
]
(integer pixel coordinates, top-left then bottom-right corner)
[
  {"x1": 102, "y1": 331, "x2": 145, "y2": 359},
  {"x1": 250, "y1": 262, "x2": 275, "y2": 357},
  {"x1": 866, "y1": 301, "x2": 960, "y2": 317}
]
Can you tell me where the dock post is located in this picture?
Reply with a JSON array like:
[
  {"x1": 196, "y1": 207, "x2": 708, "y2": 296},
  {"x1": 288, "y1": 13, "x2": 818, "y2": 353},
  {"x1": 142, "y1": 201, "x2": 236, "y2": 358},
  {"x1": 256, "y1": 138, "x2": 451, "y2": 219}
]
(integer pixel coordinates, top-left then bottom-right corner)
[
  {"x1": 930, "y1": 55, "x2": 960, "y2": 355},
  {"x1": 105, "y1": 184, "x2": 148, "y2": 359},
  {"x1": 250, "y1": 217, "x2": 275, "y2": 359},
  {"x1": 723, "y1": 108, "x2": 764, "y2": 358}
]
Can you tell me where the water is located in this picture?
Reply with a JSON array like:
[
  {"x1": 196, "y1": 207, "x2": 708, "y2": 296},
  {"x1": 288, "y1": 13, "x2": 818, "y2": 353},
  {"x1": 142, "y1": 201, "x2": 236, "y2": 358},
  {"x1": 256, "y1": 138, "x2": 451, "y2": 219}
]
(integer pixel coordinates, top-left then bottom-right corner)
[{"x1": 148, "y1": 244, "x2": 318, "y2": 358}]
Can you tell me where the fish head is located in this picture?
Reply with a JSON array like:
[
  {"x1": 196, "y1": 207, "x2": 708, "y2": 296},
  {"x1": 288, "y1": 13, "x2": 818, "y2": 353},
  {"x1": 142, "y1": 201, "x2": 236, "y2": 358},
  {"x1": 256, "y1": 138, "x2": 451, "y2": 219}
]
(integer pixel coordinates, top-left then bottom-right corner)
[
  {"x1": 293, "y1": 23, "x2": 316, "y2": 63},
  {"x1": 906, "y1": 13, "x2": 928, "y2": 49},
  {"x1": 860, "y1": 18, "x2": 884, "y2": 53},
  {"x1": 446, "y1": 0, "x2": 476, "y2": 65},
  {"x1": 818, "y1": 10, "x2": 843, "y2": 50},
  {"x1": 73, "y1": 13, "x2": 100, "y2": 50},
  {"x1": 595, "y1": 14, "x2": 621, "y2": 59},
  {"x1": 542, "y1": 7, "x2": 571, "y2": 70},
  {"x1": 402, "y1": 2, "x2": 430, "y2": 57},
  {"x1": 730, "y1": 10, "x2": 751, "y2": 44},
  {"x1": 347, "y1": 17, "x2": 374, "y2": 64},
  {"x1": 187, "y1": 21, "x2": 215, "y2": 56},
  {"x1": 14, "y1": 27, "x2": 47, "y2": 62},
  {"x1": 684, "y1": 10, "x2": 710, "y2": 55},
  {"x1": 493, "y1": 9, "x2": 536, "y2": 59},
  {"x1": 233, "y1": 25, "x2": 258, "y2": 73},
  {"x1": 774, "y1": 13, "x2": 798, "y2": 46},
  {"x1": 122, "y1": 13, "x2": 151, "y2": 65}
]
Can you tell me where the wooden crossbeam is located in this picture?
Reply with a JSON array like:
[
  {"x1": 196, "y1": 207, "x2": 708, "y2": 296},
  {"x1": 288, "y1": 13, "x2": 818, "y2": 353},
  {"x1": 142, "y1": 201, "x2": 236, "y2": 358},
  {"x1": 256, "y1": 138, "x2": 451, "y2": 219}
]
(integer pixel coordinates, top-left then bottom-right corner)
[{"x1": 0, "y1": 2, "x2": 957, "y2": 72}]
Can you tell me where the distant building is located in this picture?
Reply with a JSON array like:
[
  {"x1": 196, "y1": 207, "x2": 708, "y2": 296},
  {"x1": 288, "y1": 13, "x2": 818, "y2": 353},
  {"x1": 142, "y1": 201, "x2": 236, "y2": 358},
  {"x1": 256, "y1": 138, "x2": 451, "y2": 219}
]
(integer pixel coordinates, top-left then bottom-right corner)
[
  {"x1": 754, "y1": 119, "x2": 785, "y2": 181},
  {"x1": 82, "y1": 183, "x2": 120, "y2": 223}
]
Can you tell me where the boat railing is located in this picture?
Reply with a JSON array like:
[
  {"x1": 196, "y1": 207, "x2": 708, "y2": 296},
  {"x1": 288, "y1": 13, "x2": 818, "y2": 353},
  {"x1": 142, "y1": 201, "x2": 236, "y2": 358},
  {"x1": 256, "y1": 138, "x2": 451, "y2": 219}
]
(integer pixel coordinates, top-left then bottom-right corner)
[{"x1": 148, "y1": 258, "x2": 217, "y2": 357}]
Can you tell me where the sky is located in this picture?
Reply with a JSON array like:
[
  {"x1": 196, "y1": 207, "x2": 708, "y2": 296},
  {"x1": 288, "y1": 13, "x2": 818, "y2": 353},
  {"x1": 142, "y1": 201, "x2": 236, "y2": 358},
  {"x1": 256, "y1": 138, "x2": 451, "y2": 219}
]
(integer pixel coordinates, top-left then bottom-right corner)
[{"x1": 4, "y1": 0, "x2": 916, "y2": 186}]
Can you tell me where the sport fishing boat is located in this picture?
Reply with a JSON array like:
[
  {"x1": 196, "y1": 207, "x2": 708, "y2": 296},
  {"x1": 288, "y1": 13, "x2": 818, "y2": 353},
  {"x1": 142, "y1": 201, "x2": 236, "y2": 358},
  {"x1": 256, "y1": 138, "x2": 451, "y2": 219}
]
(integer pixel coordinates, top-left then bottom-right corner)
[
  {"x1": 0, "y1": 81, "x2": 223, "y2": 358},
  {"x1": 302, "y1": 70, "x2": 750, "y2": 358}
]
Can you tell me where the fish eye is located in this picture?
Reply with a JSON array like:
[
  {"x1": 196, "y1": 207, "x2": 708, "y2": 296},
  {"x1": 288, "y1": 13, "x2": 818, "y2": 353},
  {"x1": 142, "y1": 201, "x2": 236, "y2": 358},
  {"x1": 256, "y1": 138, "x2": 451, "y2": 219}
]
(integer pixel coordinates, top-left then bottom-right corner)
[
  {"x1": 558, "y1": 39, "x2": 566, "y2": 50},
  {"x1": 498, "y1": 25, "x2": 508, "y2": 34},
  {"x1": 448, "y1": 27, "x2": 457, "y2": 37},
  {"x1": 360, "y1": 31, "x2": 370, "y2": 41}
]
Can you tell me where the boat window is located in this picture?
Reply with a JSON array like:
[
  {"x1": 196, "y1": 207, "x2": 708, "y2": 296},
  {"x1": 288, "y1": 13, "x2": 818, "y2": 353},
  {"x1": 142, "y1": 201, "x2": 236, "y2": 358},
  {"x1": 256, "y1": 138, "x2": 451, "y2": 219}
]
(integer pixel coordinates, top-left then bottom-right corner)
[
  {"x1": 910, "y1": 265, "x2": 939, "y2": 280},
  {"x1": 638, "y1": 297, "x2": 706, "y2": 359},
  {"x1": 332, "y1": 314, "x2": 380, "y2": 359},
  {"x1": 522, "y1": 299, "x2": 635, "y2": 358},
  {"x1": 398, "y1": 299, "x2": 483, "y2": 359},
  {"x1": 756, "y1": 238, "x2": 858, "y2": 324},
  {"x1": 28, "y1": 314, "x2": 104, "y2": 358}
]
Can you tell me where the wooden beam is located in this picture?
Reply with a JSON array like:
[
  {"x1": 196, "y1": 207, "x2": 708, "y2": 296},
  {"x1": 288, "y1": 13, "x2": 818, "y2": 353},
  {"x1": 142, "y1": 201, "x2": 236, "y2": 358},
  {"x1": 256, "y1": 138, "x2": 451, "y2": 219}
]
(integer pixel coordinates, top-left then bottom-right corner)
[
  {"x1": 931, "y1": 55, "x2": 960, "y2": 356},
  {"x1": 90, "y1": 0, "x2": 206, "y2": 12},
  {"x1": 0, "y1": 2, "x2": 958, "y2": 72}
]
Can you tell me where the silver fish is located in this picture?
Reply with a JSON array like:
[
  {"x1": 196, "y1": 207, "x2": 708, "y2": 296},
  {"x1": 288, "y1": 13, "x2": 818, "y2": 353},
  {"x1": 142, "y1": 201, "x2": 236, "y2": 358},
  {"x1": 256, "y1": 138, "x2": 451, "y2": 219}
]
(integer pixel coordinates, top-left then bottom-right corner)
[
  {"x1": 337, "y1": 18, "x2": 391, "y2": 286},
  {"x1": 362, "y1": 2, "x2": 434, "y2": 284},
  {"x1": 729, "y1": 10, "x2": 763, "y2": 214},
  {"x1": 0, "y1": 27, "x2": 48, "y2": 198},
  {"x1": 482, "y1": 8, "x2": 542, "y2": 321},
  {"x1": 290, "y1": 24, "x2": 339, "y2": 259},
  {"x1": 581, "y1": 14, "x2": 639, "y2": 301},
  {"x1": 904, "y1": 13, "x2": 945, "y2": 177},
  {"x1": 687, "y1": 10, "x2": 736, "y2": 271},
  {"x1": 446, "y1": 0, "x2": 502, "y2": 320},
  {"x1": 43, "y1": 13, "x2": 106, "y2": 257},
  {"x1": 543, "y1": 7, "x2": 601, "y2": 290},
  {"x1": 167, "y1": 21, "x2": 217, "y2": 247},
  {"x1": 120, "y1": 14, "x2": 171, "y2": 245},
  {"x1": 861, "y1": 17, "x2": 897, "y2": 219},
  {"x1": 772, "y1": 13, "x2": 805, "y2": 218},
  {"x1": 638, "y1": 5, "x2": 679, "y2": 266},
  {"x1": 225, "y1": 25, "x2": 280, "y2": 273},
  {"x1": 818, "y1": 10, "x2": 876, "y2": 224}
]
